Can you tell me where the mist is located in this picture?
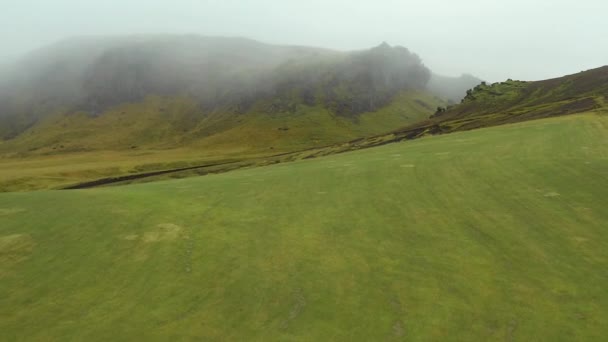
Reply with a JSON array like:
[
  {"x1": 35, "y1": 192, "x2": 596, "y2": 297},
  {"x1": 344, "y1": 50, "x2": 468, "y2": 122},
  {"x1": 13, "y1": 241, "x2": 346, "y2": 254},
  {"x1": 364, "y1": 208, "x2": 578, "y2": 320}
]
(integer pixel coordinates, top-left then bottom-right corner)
[{"x1": 1, "y1": 0, "x2": 606, "y2": 82}]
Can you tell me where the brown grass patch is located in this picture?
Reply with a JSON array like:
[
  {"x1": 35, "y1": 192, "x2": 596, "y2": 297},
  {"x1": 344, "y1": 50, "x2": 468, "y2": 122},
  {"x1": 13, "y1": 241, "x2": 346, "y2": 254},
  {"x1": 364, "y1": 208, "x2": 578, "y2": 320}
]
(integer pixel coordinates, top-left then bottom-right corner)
[
  {"x1": 0, "y1": 233, "x2": 35, "y2": 278},
  {"x1": 121, "y1": 223, "x2": 184, "y2": 243},
  {"x1": 0, "y1": 208, "x2": 26, "y2": 216}
]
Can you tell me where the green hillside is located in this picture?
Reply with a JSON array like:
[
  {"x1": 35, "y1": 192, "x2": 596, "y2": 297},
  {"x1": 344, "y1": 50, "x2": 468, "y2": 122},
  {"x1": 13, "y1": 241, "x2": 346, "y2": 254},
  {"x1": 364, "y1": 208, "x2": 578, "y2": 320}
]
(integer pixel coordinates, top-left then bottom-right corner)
[
  {"x1": 425, "y1": 66, "x2": 608, "y2": 132},
  {"x1": 0, "y1": 91, "x2": 441, "y2": 156},
  {"x1": 0, "y1": 90, "x2": 442, "y2": 192},
  {"x1": 1, "y1": 112, "x2": 607, "y2": 340},
  {"x1": 51, "y1": 66, "x2": 607, "y2": 191},
  {"x1": 0, "y1": 36, "x2": 456, "y2": 192},
  {"x1": 0, "y1": 36, "x2": 435, "y2": 142}
]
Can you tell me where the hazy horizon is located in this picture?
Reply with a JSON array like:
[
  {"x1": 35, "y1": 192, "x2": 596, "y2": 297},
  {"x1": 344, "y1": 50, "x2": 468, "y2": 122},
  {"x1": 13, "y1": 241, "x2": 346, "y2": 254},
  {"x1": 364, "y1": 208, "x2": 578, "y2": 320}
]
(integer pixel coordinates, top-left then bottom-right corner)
[{"x1": 1, "y1": 0, "x2": 606, "y2": 82}]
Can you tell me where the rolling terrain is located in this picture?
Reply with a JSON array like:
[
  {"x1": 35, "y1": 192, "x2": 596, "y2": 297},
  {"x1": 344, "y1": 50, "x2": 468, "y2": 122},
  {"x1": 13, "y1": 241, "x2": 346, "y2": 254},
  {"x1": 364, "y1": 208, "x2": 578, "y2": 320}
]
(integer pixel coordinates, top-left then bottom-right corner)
[
  {"x1": 1, "y1": 112, "x2": 607, "y2": 340},
  {"x1": 12, "y1": 66, "x2": 603, "y2": 191},
  {"x1": 3, "y1": 65, "x2": 604, "y2": 192},
  {"x1": 0, "y1": 90, "x2": 443, "y2": 192},
  {"x1": 0, "y1": 35, "x2": 437, "y2": 145},
  {"x1": 0, "y1": 35, "x2": 466, "y2": 192},
  {"x1": 1, "y1": 37, "x2": 607, "y2": 340}
]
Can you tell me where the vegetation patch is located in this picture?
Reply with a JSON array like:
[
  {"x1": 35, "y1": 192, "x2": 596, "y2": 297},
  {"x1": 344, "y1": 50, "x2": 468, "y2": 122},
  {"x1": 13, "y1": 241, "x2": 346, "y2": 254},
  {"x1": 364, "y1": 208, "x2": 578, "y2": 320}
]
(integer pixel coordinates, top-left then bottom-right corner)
[
  {"x1": 0, "y1": 234, "x2": 35, "y2": 278},
  {"x1": 0, "y1": 208, "x2": 26, "y2": 216},
  {"x1": 122, "y1": 223, "x2": 184, "y2": 243}
]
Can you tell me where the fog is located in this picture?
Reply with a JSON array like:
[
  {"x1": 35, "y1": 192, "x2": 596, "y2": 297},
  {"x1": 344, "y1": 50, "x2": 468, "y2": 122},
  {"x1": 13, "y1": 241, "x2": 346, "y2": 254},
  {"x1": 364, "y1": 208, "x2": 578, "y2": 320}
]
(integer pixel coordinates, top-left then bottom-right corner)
[{"x1": 1, "y1": 0, "x2": 607, "y2": 82}]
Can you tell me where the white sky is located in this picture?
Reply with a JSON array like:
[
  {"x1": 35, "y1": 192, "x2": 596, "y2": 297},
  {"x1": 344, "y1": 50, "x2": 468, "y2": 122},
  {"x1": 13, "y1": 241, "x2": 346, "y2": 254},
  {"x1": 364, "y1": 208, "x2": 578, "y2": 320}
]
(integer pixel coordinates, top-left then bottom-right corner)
[{"x1": 1, "y1": 0, "x2": 606, "y2": 81}]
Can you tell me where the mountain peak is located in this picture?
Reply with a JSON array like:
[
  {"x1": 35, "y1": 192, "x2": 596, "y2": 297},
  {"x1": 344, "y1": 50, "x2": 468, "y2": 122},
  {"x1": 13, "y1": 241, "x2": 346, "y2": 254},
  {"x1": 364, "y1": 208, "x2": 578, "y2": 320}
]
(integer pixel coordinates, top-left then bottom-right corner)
[{"x1": 378, "y1": 41, "x2": 391, "y2": 49}]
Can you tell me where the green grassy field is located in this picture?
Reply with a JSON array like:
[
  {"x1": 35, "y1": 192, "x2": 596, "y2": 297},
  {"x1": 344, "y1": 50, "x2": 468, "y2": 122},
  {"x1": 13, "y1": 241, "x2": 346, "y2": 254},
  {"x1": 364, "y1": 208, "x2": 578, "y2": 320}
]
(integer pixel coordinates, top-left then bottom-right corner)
[{"x1": 1, "y1": 112, "x2": 607, "y2": 340}]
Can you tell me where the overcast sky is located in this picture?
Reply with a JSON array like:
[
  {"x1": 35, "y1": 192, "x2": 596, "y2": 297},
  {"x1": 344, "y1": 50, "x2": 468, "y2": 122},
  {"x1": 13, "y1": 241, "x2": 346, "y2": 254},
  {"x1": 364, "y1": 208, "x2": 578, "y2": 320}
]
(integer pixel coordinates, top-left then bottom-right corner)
[{"x1": 1, "y1": 0, "x2": 606, "y2": 81}]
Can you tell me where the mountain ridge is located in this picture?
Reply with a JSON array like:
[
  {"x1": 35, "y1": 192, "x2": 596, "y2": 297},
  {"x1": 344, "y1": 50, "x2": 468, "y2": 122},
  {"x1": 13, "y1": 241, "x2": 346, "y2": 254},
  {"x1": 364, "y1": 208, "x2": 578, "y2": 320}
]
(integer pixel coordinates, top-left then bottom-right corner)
[{"x1": 0, "y1": 35, "x2": 473, "y2": 146}]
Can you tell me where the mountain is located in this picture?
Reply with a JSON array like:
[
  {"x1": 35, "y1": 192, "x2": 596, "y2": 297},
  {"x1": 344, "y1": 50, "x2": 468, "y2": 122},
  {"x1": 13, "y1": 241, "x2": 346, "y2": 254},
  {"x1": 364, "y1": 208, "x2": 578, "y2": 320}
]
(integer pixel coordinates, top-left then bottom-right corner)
[
  {"x1": 339, "y1": 65, "x2": 608, "y2": 146},
  {"x1": 0, "y1": 35, "x2": 336, "y2": 137},
  {"x1": 1, "y1": 37, "x2": 605, "y2": 192},
  {"x1": 270, "y1": 66, "x2": 608, "y2": 159},
  {"x1": 0, "y1": 35, "x2": 439, "y2": 152},
  {"x1": 427, "y1": 73, "x2": 483, "y2": 103}
]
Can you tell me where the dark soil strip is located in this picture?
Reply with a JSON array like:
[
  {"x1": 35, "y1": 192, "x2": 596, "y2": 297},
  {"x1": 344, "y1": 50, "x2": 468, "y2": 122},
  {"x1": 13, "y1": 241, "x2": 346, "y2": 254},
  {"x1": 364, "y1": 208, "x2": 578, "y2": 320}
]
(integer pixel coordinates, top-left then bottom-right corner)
[
  {"x1": 62, "y1": 162, "x2": 236, "y2": 189},
  {"x1": 60, "y1": 133, "x2": 406, "y2": 190}
]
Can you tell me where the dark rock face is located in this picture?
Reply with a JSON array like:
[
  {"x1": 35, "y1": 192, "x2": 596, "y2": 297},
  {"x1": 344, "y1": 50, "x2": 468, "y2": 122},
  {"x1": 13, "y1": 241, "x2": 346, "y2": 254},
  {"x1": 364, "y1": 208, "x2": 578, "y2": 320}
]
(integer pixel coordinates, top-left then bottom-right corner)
[{"x1": 272, "y1": 43, "x2": 431, "y2": 116}]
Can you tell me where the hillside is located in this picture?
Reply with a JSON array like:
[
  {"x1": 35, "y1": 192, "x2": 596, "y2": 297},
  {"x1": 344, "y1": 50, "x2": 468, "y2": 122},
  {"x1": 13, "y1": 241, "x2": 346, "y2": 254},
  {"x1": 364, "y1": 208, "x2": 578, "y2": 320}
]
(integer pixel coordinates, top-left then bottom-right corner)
[
  {"x1": 0, "y1": 35, "x2": 468, "y2": 191},
  {"x1": 340, "y1": 66, "x2": 608, "y2": 146},
  {"x1": 0, "y1": 89, "x2": 444, "y2": 191},
  {"x1": 427, "y1": 66, "x2": 608, "y2": 131},
  {"x1": 3, "y1": 65, "x2": 607, "y2": 192},
  {"x1": 0, "y1": 91, "x2": 441, "y2": 156},
  {"x1": 0, "y1": 36, "x2": 437, "y2": 143},
  {"x1": 1, "y1": 113, "x2": 607, "y2": 340}
]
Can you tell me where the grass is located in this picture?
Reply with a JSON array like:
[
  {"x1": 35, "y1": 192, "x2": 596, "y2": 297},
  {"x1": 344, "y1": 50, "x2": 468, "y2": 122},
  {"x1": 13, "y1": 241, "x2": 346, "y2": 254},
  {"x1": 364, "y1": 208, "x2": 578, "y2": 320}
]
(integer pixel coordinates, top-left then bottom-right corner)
[
  {"x1": 0, "y1": 148, "x2": 249, "y2": 192},
  {"x1": 1, "y1": 112, "x2": 607, "y2": 340}
]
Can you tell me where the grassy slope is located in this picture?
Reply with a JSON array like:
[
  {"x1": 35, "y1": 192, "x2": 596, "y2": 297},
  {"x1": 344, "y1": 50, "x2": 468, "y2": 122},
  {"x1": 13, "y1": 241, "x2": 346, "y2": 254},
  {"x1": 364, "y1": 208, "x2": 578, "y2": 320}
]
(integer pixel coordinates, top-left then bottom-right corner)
[
  {"x1": 422, "y1": 66, "x2": 608, "y2": 133},
  {"x1": 0, "y1": 91, "x2": 441, "y2": 191},
  {"x1": 1, "y1": 112, "x2": 607, "y2": 340}
]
